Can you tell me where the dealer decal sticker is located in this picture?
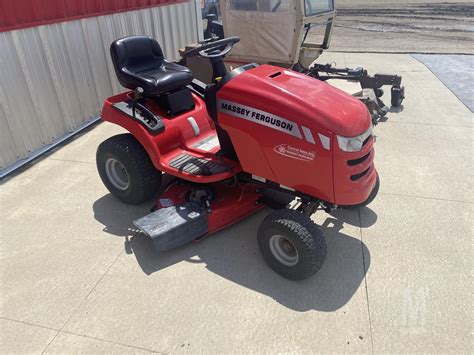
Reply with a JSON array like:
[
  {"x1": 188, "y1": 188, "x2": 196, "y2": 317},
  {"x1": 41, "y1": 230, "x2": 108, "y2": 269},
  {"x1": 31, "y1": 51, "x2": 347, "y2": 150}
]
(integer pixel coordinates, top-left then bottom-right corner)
[
  {"x1": 217, "y1": 99, "x2": 302, "y2": 139},
  {"x1": 274, "y1": 144, "x2": 315, "y2": 161}
]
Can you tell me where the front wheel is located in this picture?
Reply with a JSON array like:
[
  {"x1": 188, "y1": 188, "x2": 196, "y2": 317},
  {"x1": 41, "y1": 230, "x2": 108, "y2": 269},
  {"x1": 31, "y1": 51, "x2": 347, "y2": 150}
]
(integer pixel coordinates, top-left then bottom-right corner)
[
  {"x1": 96, "y1": 134, "x2": 162, "y2": 204},
  {"x1": 257, "y1": 209, "x2": 327, "y2": 280}
]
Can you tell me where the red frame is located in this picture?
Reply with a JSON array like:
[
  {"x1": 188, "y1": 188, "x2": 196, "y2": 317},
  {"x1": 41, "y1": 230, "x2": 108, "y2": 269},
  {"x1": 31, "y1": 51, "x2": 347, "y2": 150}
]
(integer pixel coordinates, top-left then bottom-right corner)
[
  {"x1": 217, "y1": 65, "x2": 376, "y2": 205},
  {"x1": 101, "y1": 64, "x2": 376, "y2": 206},
  {"x1": 101, "y1": 91, "x2": 241, "y2": 184},
  {"x1": 156, "y1": 181, "x2": 265, "y2": 236}
]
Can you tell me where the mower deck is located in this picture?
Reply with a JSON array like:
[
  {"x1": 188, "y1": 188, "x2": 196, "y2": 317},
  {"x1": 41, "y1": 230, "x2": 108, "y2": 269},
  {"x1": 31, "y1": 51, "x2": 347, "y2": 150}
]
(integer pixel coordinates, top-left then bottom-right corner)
[
  {"x1": 133, "y1": 201, "x2": 209, "y2": 252},
  {"x1": 133, "y1": 181, "x2": 264, "y2": 251}
]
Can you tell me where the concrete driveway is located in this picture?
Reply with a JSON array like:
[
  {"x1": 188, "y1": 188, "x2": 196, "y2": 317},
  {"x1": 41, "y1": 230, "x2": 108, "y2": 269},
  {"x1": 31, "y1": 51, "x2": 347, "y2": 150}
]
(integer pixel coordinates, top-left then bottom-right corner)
[{"x1": 1, "y1": 53, "x2": 472, "y2": 353}]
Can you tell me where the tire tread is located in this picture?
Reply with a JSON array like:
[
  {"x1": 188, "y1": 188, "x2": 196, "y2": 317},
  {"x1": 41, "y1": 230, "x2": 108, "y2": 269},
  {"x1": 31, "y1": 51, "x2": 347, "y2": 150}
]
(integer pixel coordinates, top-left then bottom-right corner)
[
  {"x1": 96, "y1": 133, "x2": 161, "y2": 204},
  {"x1": 258, "y1": 209, "x2": 327, "y2": 280}
]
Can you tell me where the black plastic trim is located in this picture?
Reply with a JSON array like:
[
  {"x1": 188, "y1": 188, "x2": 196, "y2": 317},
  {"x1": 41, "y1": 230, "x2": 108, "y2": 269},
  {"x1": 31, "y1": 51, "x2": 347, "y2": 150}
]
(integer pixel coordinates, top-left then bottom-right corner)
[
  {"x1": 198, "y1": 63, "x2": 259, "y2": 162},
  {"x1": 348, "y1": 152, "x2": 370, "y2": 166},
  {"x1": 217, "y1": 63, "x2": 259, "y2": 89},
  {"x1": 205, "y1": 63, "x2": 259, "y2": 122},
  {"x1": 362, "y1": 135, "x2": 371, "y2": 147},
  {"x1": 112, "y1": 101, "x2": 165, "y2": 135},
  {"x1": 188, "y1": 79, "x2": 207, "y2": 98},
  {"x1": 350, "y1": 167, "x2": 370, "y2": 181},
  {"x1": 169, "y1": 153, "x2": 228, "y2": 176}
]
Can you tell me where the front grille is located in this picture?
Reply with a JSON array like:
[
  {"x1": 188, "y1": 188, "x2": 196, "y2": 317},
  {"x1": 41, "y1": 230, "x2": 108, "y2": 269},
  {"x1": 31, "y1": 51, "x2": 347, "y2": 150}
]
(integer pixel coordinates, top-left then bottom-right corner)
[
  {"x1": 347, "y1": 152, "x2": 370, "y2": 166},
  {"x1": 351, "y1": 167, "x2": 370, "y2": 181}
]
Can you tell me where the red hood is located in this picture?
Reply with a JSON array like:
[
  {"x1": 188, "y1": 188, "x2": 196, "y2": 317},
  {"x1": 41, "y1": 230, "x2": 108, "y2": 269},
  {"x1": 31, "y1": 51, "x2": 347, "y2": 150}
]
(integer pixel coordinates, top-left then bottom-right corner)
[{"x1": 219, "y1": 65, "x2": 371, "y2": 137}]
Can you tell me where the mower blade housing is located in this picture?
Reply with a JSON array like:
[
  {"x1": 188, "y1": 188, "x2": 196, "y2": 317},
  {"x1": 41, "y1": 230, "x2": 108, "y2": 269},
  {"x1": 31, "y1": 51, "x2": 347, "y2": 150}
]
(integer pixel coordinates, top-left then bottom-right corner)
[{"x1": 133, "y1": 202, "x2": 208, "y2": 252}]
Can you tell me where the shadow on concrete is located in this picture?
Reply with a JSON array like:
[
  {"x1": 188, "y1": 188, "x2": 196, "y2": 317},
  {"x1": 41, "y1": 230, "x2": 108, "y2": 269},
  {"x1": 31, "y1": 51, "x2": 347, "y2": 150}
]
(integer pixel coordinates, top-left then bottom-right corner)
[
  {"x1": 389, "y1": 104, "x2": 404, "y2": 113},
  {"x1": 374, "y1": 104, "x2": 404, "y2": 124},
  {"x1": 93, "y1": 194, "x2": 371, "y2": 312},
  {"x1": 328, "y1": 206, "x2": 378, "y2": 228}
]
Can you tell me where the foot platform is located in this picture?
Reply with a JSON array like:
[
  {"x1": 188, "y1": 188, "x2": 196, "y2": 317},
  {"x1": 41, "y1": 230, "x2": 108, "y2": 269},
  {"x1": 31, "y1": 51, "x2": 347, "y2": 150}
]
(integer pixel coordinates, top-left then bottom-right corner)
[{"x1": 168, "y1": 153, "x2": 228, "y2": 176}]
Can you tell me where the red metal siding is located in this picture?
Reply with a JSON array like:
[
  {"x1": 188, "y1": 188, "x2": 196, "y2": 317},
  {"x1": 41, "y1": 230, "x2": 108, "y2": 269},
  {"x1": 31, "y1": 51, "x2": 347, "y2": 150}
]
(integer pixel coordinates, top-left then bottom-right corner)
[{"x1": 0, "y1": 0, "x2": 189, "y2": 32}]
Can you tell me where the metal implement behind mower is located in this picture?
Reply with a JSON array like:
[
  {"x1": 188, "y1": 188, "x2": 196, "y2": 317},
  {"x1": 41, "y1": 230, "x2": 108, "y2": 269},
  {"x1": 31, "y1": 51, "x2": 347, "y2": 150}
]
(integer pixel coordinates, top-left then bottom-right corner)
[
  {"x1": 306, "y1": 64, "x2": 405, "y2": 124},
  {"x1": 193, "y1": 0, "x2": 405, "y2": 125}
]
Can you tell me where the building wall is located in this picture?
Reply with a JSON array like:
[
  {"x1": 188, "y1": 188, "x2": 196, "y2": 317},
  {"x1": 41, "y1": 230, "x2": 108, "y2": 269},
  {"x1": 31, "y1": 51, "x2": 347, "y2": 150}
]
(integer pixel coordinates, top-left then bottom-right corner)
[{"x1": 0, "y1": 0, "x2": 201, "y2": 172}]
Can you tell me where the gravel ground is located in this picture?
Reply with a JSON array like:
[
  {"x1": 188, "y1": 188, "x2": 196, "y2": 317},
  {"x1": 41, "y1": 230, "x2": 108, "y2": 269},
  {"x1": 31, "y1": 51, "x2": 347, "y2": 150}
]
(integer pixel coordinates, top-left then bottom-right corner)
[{"x1": 313, "y1": 1, "x2": 474, "y2": 53}]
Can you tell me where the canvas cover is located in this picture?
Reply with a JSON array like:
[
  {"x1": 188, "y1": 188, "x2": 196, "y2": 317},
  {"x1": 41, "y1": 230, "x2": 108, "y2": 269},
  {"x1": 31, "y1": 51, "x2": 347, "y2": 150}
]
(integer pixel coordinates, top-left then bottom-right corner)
[{"x1": 223, "y1": 0, "x2": 299, "y2": 64}]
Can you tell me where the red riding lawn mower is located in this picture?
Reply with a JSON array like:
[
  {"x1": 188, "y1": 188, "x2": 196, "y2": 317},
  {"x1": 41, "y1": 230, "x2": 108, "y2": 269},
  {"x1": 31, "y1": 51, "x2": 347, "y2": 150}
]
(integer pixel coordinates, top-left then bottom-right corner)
[{"x1": 96, "y1": 34, "x2": 379, "y2": 280}]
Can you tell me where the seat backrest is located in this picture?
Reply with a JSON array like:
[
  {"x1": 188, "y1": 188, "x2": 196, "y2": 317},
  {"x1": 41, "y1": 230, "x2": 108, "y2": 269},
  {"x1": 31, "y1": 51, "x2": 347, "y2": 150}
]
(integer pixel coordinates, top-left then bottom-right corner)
[{"x1": 110, "y1": 36, "x2": 165, "y2": 89}]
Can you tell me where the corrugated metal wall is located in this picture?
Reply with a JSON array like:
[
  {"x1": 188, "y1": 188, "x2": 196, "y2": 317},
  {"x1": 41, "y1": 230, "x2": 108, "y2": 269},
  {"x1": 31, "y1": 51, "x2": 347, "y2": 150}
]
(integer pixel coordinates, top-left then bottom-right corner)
[{"x1": 0, "y1": 1, "x2": 201, "y2": 173}]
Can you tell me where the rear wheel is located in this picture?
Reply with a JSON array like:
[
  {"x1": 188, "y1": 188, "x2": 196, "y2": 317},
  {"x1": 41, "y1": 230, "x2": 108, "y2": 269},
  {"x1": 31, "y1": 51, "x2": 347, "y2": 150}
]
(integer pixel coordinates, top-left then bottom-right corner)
[
  {"x1": 257, "y1": 209, "x2": 327, "y2": 280},
  {"x1": 96, "y1": 134, "x2": 162, "y2": 204}
]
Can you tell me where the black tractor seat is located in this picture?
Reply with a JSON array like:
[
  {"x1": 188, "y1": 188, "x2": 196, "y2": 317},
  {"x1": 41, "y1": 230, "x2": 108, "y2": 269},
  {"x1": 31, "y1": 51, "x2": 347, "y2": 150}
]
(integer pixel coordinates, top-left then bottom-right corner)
[{"x1": 110, "y1": 36, "x2": 193, "y2": 96}]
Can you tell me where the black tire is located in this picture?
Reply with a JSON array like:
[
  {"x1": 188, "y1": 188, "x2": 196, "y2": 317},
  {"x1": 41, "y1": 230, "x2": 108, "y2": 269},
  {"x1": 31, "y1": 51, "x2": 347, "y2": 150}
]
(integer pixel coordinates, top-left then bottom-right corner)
[
  {"x1": 96, "y1": 133, "x2": 162, "y2": 205},
  {"x1": 343, "y1": 173, "x2": 380, "y2": 209},
  {"x1": 257, "y1": 209, "x2": 327, "y2": 281}
]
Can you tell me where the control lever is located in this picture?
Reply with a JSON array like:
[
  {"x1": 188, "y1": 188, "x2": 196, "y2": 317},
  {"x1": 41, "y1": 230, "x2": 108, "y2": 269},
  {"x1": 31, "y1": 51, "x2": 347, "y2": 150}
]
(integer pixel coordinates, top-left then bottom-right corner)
[
  {"x1": 131, "y1": 87, "x2": 144, "y2": 119},
  {"x1": 130, "y1": 87, "x2": 165, "y2": 134}
]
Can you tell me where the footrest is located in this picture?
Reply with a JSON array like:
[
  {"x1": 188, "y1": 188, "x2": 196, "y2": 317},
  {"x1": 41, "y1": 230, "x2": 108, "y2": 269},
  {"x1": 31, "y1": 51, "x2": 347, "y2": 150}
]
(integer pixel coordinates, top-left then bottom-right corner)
[
  {"x1": 169, "y1": 153, "x2": 228, "y2": 176},
  {"x1": 133, "y1": 202, "x2": 208, "y2": 252}
]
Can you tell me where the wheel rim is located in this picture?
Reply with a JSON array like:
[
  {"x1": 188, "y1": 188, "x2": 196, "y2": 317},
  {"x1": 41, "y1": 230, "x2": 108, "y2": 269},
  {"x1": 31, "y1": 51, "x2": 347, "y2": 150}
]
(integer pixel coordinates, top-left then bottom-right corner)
[
  {"x1": 269, "y1": 235, "x2": 299, "y2": 267},
  {"x1": 105, "y1": 158, "x2": 129, "y2": 191}
]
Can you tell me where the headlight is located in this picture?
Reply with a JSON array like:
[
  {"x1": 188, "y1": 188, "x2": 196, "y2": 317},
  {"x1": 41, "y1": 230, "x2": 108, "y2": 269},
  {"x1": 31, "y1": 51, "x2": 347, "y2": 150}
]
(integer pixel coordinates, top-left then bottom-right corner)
[{"x1": 337, "y1": 124, "x2": 373, "y2": 152}]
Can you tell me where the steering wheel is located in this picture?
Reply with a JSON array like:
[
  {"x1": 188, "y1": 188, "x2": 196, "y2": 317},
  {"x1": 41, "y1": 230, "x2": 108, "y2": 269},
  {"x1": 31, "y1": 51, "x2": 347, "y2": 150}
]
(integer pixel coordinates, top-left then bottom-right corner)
[{"x1": 184, "y1": 36, "x2": 240, "y2": 59}]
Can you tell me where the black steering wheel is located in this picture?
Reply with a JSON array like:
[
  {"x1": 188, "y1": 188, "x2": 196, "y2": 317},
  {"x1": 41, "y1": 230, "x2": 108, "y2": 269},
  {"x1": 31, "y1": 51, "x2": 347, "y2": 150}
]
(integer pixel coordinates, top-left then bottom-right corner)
[{"x1": 184, "y1": 36, "x2": 240, "y2": 59}]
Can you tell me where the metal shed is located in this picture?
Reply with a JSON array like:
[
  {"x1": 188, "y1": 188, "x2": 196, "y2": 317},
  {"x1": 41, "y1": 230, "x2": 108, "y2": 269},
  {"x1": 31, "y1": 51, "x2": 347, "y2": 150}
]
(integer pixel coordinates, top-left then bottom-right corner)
[{"x1": 0, "y1": 0, "x2": 202, "y2": 177}]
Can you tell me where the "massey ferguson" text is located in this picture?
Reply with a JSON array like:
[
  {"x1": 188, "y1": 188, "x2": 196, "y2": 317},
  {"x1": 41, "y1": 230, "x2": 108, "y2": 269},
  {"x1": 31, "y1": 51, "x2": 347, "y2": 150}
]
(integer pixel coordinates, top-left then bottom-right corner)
[{"x1": 220, "y1": 102, "x2": 294, "y2": 132}]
